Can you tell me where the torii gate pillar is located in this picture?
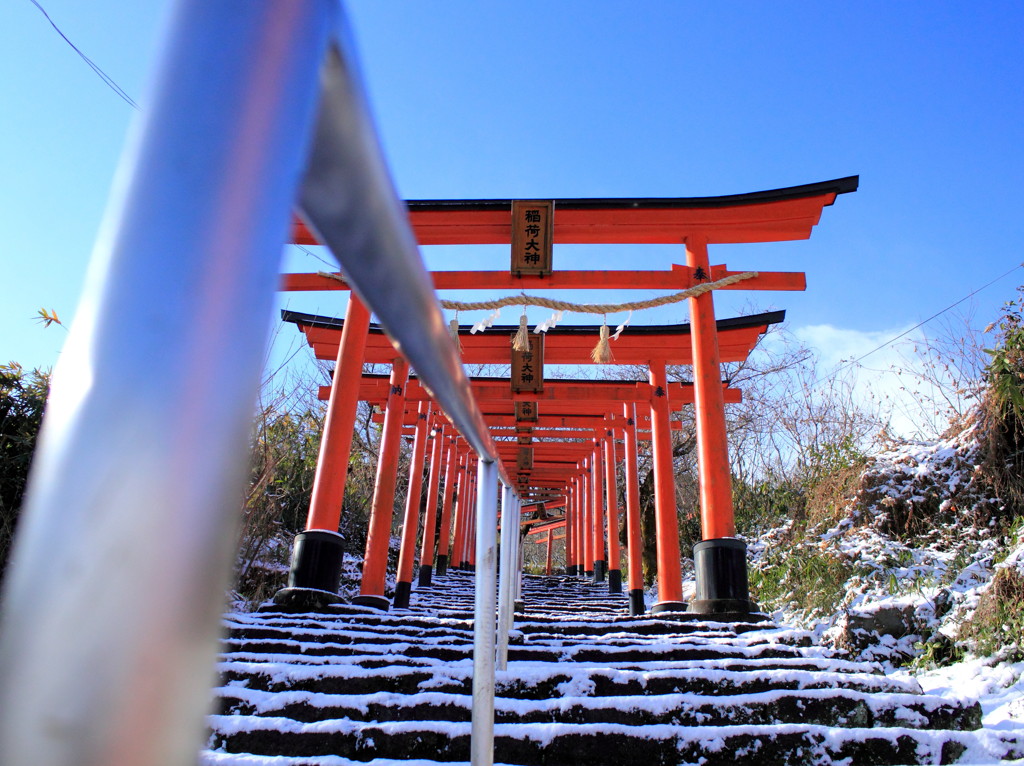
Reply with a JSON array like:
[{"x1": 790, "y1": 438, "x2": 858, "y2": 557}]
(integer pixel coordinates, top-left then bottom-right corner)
[
  {"x1": 591, "y1": 442, "x2": 606, "y2": 583},
  {"x1": 417, "y1": 424, "x2": 447, "y2": 587},
  {"x1": 434, "y1": 438, "x2": 461, "y2": 576},
  {"x1": 686, "y1": 235, "x2": 756, "y2": 615},
  {"x1": 648, "y1": 359, "x2": 686, "y2": 613},
  {"x1": 604, "y1": 434, "x2": 622, "y2": 594},
  {"x1": 280, "y1": 297, "x2": 370, "y2": 608},
  {"x1": 354, "y1": 357, "x2": 410, "y2": 610},
  {"x1": 622, "y1": 404, "x2": 645, "y2": 615},
  {"x1": 393, "y1": 403, "x2": 432, "y2": 609}
]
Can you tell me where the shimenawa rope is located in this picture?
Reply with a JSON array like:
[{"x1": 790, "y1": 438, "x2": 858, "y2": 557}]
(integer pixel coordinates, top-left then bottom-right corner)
[{"x1": 316, "y1": 270, "x2": 758, "y2": 363}]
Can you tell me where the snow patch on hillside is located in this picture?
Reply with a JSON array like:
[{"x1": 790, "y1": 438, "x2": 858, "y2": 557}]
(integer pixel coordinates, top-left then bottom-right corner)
[{"x1": 744, "y1": 419, "x2": 1024, "y2": 756}]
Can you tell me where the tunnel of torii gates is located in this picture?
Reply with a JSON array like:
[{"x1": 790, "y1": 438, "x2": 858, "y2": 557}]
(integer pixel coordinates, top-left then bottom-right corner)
[{"x1": 278, "y1": 177, "x2": 857, "y2": 615}]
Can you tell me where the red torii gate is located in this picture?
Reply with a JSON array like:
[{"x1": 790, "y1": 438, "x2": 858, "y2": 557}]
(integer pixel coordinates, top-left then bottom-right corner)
[
  {"x1": 280, "y1": 178, "x2": 857, "y2": 615},
  {"x1": 285, "y1": 310, "x2": 781, "y2": 607}
]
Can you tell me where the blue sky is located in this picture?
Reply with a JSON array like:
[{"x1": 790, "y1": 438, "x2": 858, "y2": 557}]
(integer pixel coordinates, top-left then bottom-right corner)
[{"x1": 3, "y1": 1, "x2": 1024, "y2": 403}]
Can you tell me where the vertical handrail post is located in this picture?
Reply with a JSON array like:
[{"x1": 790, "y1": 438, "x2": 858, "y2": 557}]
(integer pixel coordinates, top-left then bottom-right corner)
[
  {"x1": 417, "y1": 423, "x2": 446, "y2": 587},
  {"x1": 471, "y1": 460, "x2": 499, "y2": 766},
  {"x1": 496, "y1": 484, "x2": 516, "y2": 670},
  {"x1": 467, "y1": 468, "x2": 479, "y2": 569},
  {"x1": 545, "y1": 528, "x2": 554, "y2": 575},
  {"x1": 514, "y1": 510, "x2": 524, "y2": 606}
]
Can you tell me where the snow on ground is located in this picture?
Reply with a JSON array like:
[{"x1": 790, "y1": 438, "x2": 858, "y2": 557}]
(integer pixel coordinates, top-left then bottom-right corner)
[
  {"x1": 210, "y1": 418, "x2": 1024, "y2": 762},
  {"x1": 741, "y1": 419, "x2": 1024, "y2": 760},
  {"x1": 909, "y1": 658, "x2": 1024, "y2": 733}
]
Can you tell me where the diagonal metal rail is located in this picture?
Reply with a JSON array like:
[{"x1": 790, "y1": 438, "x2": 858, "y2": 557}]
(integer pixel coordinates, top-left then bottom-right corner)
[
  {"x1": 297, "y1": 31, "x2": 500, "y2": 466},
  {"x1": 295, "y1": 16, "x2": 511, "y2": 766},
  {"x1": 0, "y1": 2, "x2": 512, "y2": 766}
]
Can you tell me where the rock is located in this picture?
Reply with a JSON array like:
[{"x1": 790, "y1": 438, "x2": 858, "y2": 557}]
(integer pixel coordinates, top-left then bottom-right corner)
[{"x1": 833, "y1": 604, "x2": 919, "y2": 654}]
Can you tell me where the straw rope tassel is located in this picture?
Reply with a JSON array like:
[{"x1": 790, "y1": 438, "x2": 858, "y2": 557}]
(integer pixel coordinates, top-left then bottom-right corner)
[
  {"x1": 512, "y1": 312, "x2": 530, "y2": 351},
  {"x1": 449, "y1": 316, "x2": 463, "y2": 353},
  {"x1": 591, "y1": 320, "x2": 613, "y2": 363}
]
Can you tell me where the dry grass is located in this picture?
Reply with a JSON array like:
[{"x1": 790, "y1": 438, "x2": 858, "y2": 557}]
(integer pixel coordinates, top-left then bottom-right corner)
[
  {"x1": 803, "y1": 457, "x2": 868, "y2": 531},
  {"x1": 960, "y1": 566, "x2": 1024, "y2": 660}
]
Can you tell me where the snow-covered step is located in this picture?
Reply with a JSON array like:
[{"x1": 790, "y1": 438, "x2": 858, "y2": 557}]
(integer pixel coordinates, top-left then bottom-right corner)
[
  {"x1": 218, "y1": 653, "x2": 899, "y2": 682},
  {"x1": 217, "y1": 659, "x2": 926, "y2": 699},
  {"x1": 207, "y1": 717, "x2": 1013, "y2": 765},
  {"x1": 226, "y1": 621, "x2": 813, "y2": 655},
  {"x1": 214, "y1": 684, "x2": 979, "y2": 732},
  {"x1": 222, "y1": 635, "x2": 815, "y2": 665},
  {"x1": 204, "y1": 571, "x2": 999, "y2": 764},
  {"x1": 233, "y1": 611, "x2": 766, "y2": 640}
]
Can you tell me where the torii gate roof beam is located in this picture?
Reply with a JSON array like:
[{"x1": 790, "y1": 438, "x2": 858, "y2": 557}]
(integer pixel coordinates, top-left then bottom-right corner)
[
  {"x1": 282, "y1": 264, "x2": 804, "y2": 293},
  {"x1": 285, "y1": 310, "x2": 784, "y2": 366},
  {"x1": 291, "y1": 177, "x2": 858, "y2": 246}
]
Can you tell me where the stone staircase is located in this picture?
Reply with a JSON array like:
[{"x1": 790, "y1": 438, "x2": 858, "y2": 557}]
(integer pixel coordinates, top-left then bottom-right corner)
[{"x1": 205, "y1": 570, "x2": 1020, "y2": 765}]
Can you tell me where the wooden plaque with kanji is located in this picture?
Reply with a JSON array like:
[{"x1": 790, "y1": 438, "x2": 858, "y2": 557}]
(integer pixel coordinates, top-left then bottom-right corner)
[
  {"x1": 511, "y1": 333, "x2": 544, "y2": 393},
  {"x1": 515, "y1": 401, "x2": 539, "y2": 422},
  {"x1": 511, "y1": 200, "x2": 553, "y2": 276}
]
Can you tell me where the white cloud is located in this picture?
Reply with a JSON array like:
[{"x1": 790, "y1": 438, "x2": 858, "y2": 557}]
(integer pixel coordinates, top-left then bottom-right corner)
[
  {"x1": 791, "y1": 323, "x2": 975, "y2": 440},
  {"x1": 794, "y1": 324, "x2": 916, "y2": 372}
]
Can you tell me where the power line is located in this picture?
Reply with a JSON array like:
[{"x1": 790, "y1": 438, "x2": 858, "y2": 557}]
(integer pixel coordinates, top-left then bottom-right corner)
[
  {"x1": 295, "y1": 244, "x2": 337, "y2": 270},
  {"x1": 810, "y1": 261, "x2": 1024, "y2": 389},
  {"x1": 26, "y1": 0, "x2": 138, "y2": 110}
]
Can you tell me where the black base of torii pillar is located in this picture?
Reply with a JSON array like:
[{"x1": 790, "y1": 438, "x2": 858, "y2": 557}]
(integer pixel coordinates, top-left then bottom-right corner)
[
  {"x1": 688, "y1": 538, "x2": 759, "y2": 615},
  {"x1": 628, "y1": 589, "x2": 645, "y2": 615},
  {"x1": 273, "y1": 530, "x2": 346, "y2": 610},
  {"x1": 607, "y1": 568, "x2": 622, "y2": 594}
]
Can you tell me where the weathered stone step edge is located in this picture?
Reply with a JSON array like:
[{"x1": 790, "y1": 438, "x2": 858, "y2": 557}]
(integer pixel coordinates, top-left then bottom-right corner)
[
  {"x1": 224, "y1": 619, "x2": 749, "y2": 643},
  {"x1": 227, "y1": 627, "x2": 471, "y2": 648},
  {"x1": 224, "y1": 626, "x2": 805, "y2": 652},
  {"x1": 217, "y1": 661, "x2": 923, "y2": 698},
  {"x1": 213, "y1": 685, "x2": 980, "y2": 731},
  {"x1": 406, "y1": 609, "x2": 630, "y2": 621},
  {"x1": 200, "y1": 754, "x2": 495, "y2": 766},
  {"x1": 244, "y1": 608, "x2": 776, "y2": 633},
  {"x1": 412, "y1": 611, "x2": 776, "y2": 631},
  {"x1": 518, "y1": 632, "x2": 812, "y2": 649},
  {"x1": 411, "y1": 607, "x2": 629, "y2": 617},
  {"x1": 207, "y1": 717, "x2": 1007, "y2": 765},
  {"x1": 410, "y1": 604, "x2": 627, "y2": 613},
  {"x1": 519, "y1": 596, "x2": 627, "y2": 603},
  {"x1": 220, "y1": 637, "x2": 812, "y2": 663},
  {"x1": 413, "y1": 598, "x2": 624, "y2": 606},
  {"x1": 417, "y1": 589, "x2": 621, "y2": 599},
  {"x1": 217, "y1": 652, "x2": 885, "y2": 677},
  {"x1": 412, "y1": 597, "x2": 618, "y2": 605},
  {"x1": 227, "y1": 616, "x2": 751, "y2": 642}
]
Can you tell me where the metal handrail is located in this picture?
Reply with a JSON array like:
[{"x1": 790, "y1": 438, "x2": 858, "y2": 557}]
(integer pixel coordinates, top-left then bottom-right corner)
[
  {"x1": 496, "y1": 486, "x2": 518, "y2": 670},
  {"x1": 471, "y1": 460, "x2": 500, "y2": 766},
  {"x1": 297, "y1": 19, "x2": 499, "y2": 466},
  {"x1": 0, "y1": 2, "x2": 336, "y2": 764},
  {"x1": 0, "y1": 2, "x2": 512, "y2": 765},
  {"x1": 298, "y1": 11, "x2": 511, "y2": 766}
]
